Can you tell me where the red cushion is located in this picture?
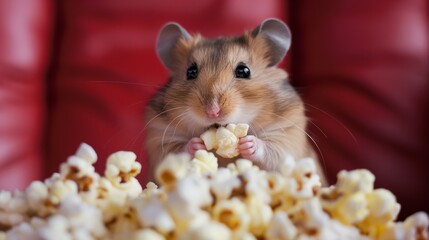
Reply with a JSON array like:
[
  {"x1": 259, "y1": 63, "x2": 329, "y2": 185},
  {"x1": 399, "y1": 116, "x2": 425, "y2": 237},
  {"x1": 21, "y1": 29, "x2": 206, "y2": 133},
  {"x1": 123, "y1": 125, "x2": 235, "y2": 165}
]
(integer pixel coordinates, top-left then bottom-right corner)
[
  {"x1": 45, "y1": 0, "x2": 288, "y2": 183},
  {"x1": 292, "y1": 0, "x2": 429, "y2": 218},
  {"x1": 0, "y1": 0, "x2": 52, "y2": 190}
]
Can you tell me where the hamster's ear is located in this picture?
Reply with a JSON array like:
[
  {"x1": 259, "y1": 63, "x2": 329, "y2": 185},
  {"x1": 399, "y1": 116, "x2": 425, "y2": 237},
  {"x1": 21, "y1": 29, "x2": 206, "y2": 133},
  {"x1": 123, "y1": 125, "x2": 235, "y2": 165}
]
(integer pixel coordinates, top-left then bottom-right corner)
[
  {"x1": 252, "y1": 18, "x2": 291, "y2": 67},
  {"x1": 156, "y1": 22, "x2": 191, "y2": 69}
]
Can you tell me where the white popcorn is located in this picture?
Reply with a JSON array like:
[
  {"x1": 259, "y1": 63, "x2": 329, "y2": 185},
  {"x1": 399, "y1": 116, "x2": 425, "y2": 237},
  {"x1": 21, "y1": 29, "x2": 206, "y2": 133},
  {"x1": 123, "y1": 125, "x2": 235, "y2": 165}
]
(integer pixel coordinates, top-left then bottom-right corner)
[
  {"x1": 279, "y1": 155, "x2": 296, "y2": 177},
  {"x1": 200, "y1": 123, "x2": 249, "y2": 158},
  {"x1": 265, "y1": 211, "x2": 297, "y2": 240},
  {"x1": 108, "y1": 209, "x2": 140, "y2": 240},
  {"x1": 6, "y1": 222, "x2": 38, "y2": 240},
  {"x1": 189, "y1": 149, "x2": 218, "y2": 175},
  {"x1": 165, "y1": 175, "x2": 212, "y2": 221},
  {"x1": 46, "y1": 177, "x2": 78, "y2": 206},
  {"x1": 212, "y1": 198, "x2": 250, "y2": 233},
  {"x1": 1, "y1": 143, "x2": 428, "y2": 240},
  {"x1": 336, "y1": 169, "x2": 375, "y2": 194},
  {"x1": 105, "y1": 151, "x2": 141, "y2": 187},
  {"x1": 0, "y1": 191, "x2": 28, "y2": 227},
  {"x1": 234, "y1": 123, "x2": 250, "y2": 138},
  {"x1": 179, "y1": 220, "x2": 231, "y2": 240},
  {"x1": 155, "y1": 152, "x2": 191, "y2": 187},
  {"x1": 210, "y1": 168, "x2": 241, "y2": 201},
  {"x1": 59, "y1": 155, "x2": 99, "y2": 195},
  {"x1": 25, "y1": 181, "x2": 49, "y2": 214},
  {"x1": 332, "y1": 192, "x2": 369, "y2": 225},
  {"x1": 141, "y1": 181, "x2": 163, "y2": 199},
  {"x1": 200, "y1": 128, "x2": 218, "y2": 150},
  {"x1": 365, "y1": 188, "x2": 400, "y2": 225},
  {"x1": 132, "y1": 195, "x2": 175, "y2": 235},
  {"x1": 245, "y1": 196, "x2": 273, "y2": 237},
  {"x1": 75, "y1": 143, "x2": 97, "y2": 164},
  {"x1": 59, "y1": 195, "x2": 106, "y2": 238},
  {"x1": 38, "y1": 215, "x2": 72, "y2": 240},
  {"x1": 132, "y1": 229, "x2": 166, "y2": 240}
]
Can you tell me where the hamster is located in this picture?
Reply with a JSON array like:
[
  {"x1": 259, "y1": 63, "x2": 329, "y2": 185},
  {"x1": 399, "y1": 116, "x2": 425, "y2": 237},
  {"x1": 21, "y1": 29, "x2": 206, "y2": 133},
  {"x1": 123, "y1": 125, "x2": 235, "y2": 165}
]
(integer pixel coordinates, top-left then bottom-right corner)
[{"x1": 144, "y1": 18, "x2": 325, "y2": 182}]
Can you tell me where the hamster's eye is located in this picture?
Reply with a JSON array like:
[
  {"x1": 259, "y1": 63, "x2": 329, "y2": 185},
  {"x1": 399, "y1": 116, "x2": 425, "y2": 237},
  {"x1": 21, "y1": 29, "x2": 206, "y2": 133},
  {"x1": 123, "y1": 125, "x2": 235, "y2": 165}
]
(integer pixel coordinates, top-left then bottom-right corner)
[
  {"x1": 186, "y1": 63, "x2": 198, "y2": 80},
  {"x1": 235, "y1": 64, "x2": 251, "y2": 79}
]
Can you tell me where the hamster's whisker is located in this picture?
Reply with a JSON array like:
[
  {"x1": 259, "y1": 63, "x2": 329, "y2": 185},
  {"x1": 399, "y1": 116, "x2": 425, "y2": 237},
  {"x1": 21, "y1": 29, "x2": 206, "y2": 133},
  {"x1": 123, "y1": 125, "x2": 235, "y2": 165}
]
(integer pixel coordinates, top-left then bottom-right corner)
[
  {"x1": 306, "y1": 118, "x2": 328, "y2": 139},
  {"x1": 143, "y1": 106, "x2": 187, "y2": 131},
  {"x1": 260, "y1": 109, "x2": 326, "y2": 170},
  {"x1": 303, "y1": 103, "x2": 359, "y2": 147},
  {"x1": 161, "y1": 111, "x2": 189, "y2": 154},
  {"x1": 86, "y1": 80, "x2": 165, "y2": 88},
  {"x1": 169, "y1": 110, "x2": 188, "y2": 146}
]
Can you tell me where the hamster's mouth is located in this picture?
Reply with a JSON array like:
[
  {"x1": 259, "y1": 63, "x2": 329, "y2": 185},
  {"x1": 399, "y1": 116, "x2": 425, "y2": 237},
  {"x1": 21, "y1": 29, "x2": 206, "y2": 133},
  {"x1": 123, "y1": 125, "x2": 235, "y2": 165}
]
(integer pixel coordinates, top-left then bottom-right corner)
[{"x1": 206, "y1": 123, "x2": 222, "y2": 130}]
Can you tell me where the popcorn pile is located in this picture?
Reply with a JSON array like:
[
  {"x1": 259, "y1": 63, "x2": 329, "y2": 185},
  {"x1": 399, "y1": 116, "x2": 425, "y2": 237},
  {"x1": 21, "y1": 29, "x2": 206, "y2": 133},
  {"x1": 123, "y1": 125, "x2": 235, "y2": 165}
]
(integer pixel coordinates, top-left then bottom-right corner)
[
  {"x1": 200, "y1": 123, "x2": 249, "y2": 158},
  {"x1": 0, "y1": 143, "x2": 428, "y2": 240}
]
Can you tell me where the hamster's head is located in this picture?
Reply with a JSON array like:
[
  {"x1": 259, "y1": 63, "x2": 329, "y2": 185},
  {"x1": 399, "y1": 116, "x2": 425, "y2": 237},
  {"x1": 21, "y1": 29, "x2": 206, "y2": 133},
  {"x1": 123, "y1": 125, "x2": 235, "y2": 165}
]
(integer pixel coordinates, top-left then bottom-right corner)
[{"x1": 156, "y1": 19, "x2": 292, "y2": 129}]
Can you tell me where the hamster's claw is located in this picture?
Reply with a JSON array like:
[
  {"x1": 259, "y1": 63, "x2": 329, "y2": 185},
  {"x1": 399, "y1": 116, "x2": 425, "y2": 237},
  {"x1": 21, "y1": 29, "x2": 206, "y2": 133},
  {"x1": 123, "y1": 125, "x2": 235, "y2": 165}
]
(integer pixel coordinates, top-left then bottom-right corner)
[{"x1": 184, "y1": 137, "x2": 207, "y2": 156}]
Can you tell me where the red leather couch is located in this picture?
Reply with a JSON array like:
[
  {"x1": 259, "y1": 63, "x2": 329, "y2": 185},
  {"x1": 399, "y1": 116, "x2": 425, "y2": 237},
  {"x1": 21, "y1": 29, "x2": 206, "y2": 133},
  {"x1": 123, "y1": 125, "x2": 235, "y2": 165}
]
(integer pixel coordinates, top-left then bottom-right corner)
[{"x1": 0, "y1": 0, "x2": 427, "y2": 219}]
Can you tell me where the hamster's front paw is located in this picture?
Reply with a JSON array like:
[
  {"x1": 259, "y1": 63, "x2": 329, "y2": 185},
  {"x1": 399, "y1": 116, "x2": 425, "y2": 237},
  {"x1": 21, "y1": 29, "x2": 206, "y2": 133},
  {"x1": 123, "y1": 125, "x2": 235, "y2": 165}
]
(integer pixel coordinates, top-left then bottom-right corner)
[
  {"x1": 238, "y1": 135, "x2": 265, "y2": 163},
  {"x1": 184, "y1": 137, "x2": 207, "y2": 156}
]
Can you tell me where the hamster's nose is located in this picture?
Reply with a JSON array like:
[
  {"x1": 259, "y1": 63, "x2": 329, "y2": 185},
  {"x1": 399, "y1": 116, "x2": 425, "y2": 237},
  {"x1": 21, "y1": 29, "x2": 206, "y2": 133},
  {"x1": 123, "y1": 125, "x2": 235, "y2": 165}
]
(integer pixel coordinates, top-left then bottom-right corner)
[{"x1": 206, "y1": 104, "x2": 221, "y2": 118}]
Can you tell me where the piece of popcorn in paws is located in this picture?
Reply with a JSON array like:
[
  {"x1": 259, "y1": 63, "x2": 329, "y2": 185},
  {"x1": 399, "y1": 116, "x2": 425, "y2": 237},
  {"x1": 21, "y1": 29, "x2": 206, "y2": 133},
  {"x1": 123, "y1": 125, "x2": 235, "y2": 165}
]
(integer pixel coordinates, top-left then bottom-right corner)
[
  {"x1": 132, "y1": 229, "x2": 166, "y2": 240},
  {"x1": 212, "y1": 198, "x2": 250, "y2": 233},
  {"x1": 200, "y1": 128, "x2": 218, "y2": 150},
  {"x1": 216, "y1": 146, "x2": 240, "y2": 159},
  {"x1": 215, "y1": 126, "x2": 240, "y2": 158},
  {"x1": 233, "y1": 123, "x2": 249, "y2": 138},
  {"x1": 179, "y1": 220, "x2": 231, "y2": 240},
  {"x1": 245, "y1": 196, "x2": 273, "y2": 237},
  {"x1": 6, "y1": 222, "x2": 39, "y2": 240},
  {"x1": 265, "y1": 211, "x2": 297, "y2": 240},
  {"x1": 216, "y1": 126, "x2": 238, "y2": 148},
  {"x1": 156, "y1": 153, "x2": 191, "y2": 188},
  {"x1": 331, "y1": 192, "x2": 369, "y2": 225},
  {"x1": 189, "y1": 149, "x2": 218, "y2": 175},
  {"x1": 75, "y1": 143, "x2": 97, "y2": 164},
  {"x1": 132, "y1": 194, "x2": 175, "y2": 235},
  {"x1": 210, "y1": 168, "x2": 241, "y2": 201},
  {"x1": 336, "y1": 169, "x2": 375, "y2": 194}
]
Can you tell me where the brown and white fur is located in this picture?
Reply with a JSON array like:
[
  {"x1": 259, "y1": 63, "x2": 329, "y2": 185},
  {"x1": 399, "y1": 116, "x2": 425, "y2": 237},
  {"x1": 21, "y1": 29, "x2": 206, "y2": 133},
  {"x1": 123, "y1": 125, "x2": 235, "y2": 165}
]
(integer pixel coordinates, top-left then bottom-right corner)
[{"x1": 144, "y1": 19, "x2": 325, "y2": 182}]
